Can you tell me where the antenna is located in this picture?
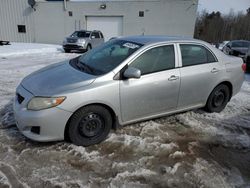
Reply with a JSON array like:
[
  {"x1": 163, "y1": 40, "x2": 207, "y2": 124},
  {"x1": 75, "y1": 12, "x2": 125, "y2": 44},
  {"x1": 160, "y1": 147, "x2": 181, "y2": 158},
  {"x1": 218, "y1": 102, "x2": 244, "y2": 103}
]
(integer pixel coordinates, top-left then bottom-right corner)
[{"x1": 28, "y1": 0, "x2": 36, "y2": 11}]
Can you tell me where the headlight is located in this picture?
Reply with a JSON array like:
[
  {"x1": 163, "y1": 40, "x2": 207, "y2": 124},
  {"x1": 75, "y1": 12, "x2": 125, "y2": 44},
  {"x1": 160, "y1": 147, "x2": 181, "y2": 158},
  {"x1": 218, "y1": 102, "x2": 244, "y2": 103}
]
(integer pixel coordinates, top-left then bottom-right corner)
[
  {"x1": 27, "y1": 97, "x2": 66, "y2": 111},
  {"x1": 78, "y1": 39, "x2": 86, "y2": 44}
]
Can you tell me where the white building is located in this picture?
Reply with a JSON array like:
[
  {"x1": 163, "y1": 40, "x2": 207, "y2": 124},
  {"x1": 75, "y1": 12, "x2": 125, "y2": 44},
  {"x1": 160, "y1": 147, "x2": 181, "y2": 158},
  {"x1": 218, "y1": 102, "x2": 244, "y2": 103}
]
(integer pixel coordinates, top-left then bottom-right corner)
[{"x1": 0, "y1": 0, "x2": 198, "y2": 44}]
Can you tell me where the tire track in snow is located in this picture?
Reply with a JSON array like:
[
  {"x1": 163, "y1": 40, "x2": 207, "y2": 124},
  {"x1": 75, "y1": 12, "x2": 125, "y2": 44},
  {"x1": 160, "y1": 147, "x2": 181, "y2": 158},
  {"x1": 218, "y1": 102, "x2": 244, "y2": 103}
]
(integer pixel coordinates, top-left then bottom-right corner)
[{"x1": 0, "y1": 163, "x2": 28, "y2": 188}]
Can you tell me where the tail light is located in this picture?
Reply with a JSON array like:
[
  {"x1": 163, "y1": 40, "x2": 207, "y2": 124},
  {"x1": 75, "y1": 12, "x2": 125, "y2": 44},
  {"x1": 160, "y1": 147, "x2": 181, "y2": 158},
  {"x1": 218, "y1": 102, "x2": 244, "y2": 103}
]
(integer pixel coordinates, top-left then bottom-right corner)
[{"x1": 242, "y1": 63, "x2": 246, "y2": 72}]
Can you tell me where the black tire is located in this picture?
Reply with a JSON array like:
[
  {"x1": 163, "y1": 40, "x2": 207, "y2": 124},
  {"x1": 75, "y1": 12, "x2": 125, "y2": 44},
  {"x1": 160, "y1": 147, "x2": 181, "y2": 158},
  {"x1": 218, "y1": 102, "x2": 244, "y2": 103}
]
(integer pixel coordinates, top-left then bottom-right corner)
[
  {"x1": 68, "y1": 105, "x2": 112, "y2": 146},
  {"x1": 64, "y1": 49, "x2": 71, "y2": 53},
  {"x1": 205, "y1": 84, "x2": 230, "y2": 113},
  {"x1": 86, "y1": 44, "x2": 92, "y2": 52}
]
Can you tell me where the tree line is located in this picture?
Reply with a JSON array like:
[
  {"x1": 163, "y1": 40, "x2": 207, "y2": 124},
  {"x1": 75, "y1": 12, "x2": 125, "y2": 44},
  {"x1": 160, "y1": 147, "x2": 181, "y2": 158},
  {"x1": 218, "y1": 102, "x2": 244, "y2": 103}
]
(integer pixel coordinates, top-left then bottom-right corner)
[{"x1": 194, "y1": 8, "x2": 250, "y2": 43}]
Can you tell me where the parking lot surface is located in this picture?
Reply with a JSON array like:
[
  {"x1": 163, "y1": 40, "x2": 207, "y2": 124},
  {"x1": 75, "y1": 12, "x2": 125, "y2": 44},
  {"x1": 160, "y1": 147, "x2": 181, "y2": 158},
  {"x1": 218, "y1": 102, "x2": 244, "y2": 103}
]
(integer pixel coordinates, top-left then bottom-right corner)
[{"x1": 0, "y1": 47, "x2": 250, "y2": 188}]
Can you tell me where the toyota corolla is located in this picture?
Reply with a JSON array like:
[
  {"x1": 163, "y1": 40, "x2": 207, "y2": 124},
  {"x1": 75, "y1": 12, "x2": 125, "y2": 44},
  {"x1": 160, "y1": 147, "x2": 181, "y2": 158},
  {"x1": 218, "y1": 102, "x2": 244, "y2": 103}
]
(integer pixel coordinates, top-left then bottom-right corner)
[{"x1": 14, "y1": 36, "x2": 245, "y2": 146}]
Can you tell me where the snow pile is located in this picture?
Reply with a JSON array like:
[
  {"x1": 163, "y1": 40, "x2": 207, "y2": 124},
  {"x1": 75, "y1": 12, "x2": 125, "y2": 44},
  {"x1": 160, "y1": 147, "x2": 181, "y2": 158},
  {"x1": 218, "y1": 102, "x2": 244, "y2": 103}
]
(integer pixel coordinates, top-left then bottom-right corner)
[
  {"x1": 0, "y1": 170, "x2": 11, "y2": 188},
  {"x1": 184, "y1": 158, "x2": 231, "y2": 188},
  {"x1": 175, "y1": 80, "x2": 250, "y2": 149},
  {"x1": 105, "y1": 133, "x2": 178, "y2": 156},
  {"x1": 0, "y1": 43, "x2": 63, "y2": 58}
]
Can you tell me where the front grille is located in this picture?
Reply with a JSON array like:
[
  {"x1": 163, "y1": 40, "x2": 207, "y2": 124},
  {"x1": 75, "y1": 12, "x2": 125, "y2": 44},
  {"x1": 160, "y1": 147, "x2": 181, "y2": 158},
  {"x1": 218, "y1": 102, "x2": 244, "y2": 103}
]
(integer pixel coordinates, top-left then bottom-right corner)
[
  {"x1": 17, "y1": 93, "x2": 25, "y2": 104},
  {"x1": 64, "y1": 45, "x2": 82, "y2": 49},
  {"x1": 67, "y1": 38, "x2": 77, "y2": 43}
]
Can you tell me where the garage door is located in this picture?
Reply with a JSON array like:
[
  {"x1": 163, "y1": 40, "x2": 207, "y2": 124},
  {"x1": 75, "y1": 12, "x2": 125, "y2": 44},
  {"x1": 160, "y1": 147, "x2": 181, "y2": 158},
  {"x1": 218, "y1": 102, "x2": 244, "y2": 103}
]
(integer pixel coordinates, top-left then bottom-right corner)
[{"x1": 86, "y1": 16, "x2": 123, "y2": 41}]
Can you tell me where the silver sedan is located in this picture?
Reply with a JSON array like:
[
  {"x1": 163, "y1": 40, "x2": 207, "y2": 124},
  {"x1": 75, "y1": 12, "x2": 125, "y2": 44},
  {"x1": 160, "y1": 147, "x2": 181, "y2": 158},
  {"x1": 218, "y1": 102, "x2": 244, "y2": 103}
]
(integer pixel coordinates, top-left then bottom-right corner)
[{"x1": 14, "y1": 36, "x2": 245, "y2": 146}]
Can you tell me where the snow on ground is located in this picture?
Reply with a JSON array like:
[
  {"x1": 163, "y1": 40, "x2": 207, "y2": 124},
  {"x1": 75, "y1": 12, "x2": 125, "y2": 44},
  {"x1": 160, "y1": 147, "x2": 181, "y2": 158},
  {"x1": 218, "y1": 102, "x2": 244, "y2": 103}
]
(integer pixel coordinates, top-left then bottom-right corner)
[
  {"x1": 0, "y1": 43, "x2": 250, "y2": 188},
  {"x1": 0, "y1": 43, "x2": 63, "y2": 58}
]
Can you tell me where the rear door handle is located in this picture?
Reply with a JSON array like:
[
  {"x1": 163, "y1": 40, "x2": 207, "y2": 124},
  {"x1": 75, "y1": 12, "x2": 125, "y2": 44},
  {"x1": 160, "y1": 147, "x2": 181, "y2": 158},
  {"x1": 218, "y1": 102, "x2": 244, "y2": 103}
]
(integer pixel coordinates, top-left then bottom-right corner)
[
  {"x1": 168, "y1": 75, "x2": 179, "y2": 81},
  {"x1": 211, "y1": 68, "x2": 219, "y2": 73}
]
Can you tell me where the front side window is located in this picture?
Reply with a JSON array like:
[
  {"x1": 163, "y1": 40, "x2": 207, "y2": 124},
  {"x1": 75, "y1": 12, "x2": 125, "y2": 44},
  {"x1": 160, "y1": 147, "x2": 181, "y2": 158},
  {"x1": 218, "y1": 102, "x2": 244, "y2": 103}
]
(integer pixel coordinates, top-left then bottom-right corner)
[
  {"x1": 180, "y1": 44, "x2": 216, "y2": 67},
  {"x1": 129, "y1": 45, "x2": 175, "y2": 75},
  {"x1": 71, "y1": 31, "x2": 90, "y2": 38},
  {"x1": 232, "y1": 41, "x2": 250, "y2": 48}
]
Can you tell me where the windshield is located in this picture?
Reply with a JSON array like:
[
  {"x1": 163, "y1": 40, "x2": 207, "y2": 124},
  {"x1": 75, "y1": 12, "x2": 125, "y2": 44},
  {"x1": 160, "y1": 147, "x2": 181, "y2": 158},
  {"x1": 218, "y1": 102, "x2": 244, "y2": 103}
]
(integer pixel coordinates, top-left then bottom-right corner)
[
  {"x1": 232, "y1": 41, "x2": 250, "y2": 48},
  {"x1": 71, "y1": 31, "x2": 91, "y2": 38},
  {"x1": 78, "y1": 39, "x2": 143, "y2": 75}
]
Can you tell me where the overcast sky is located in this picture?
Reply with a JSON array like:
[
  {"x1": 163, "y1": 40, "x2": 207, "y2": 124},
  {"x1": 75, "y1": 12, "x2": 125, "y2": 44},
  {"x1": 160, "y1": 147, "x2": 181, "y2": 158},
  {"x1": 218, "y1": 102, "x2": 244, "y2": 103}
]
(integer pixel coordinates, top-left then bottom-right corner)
[{"x1": 198, "y1": 0, "x2": 250, "y2": 14}]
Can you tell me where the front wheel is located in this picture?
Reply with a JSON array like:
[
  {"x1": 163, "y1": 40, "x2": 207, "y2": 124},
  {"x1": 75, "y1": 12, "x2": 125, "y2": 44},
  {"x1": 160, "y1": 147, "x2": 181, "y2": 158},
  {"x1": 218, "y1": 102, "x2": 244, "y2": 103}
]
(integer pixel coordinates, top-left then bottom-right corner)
[
  {"x1": 64, "y1": 49, "x2": 71, "y2": 53},
  {"x1": 205, "y1": 84, "x2": 230, "y2": 113},
  {"x1": 68, "y1": 105, "x2": 112, "y2": 146}
]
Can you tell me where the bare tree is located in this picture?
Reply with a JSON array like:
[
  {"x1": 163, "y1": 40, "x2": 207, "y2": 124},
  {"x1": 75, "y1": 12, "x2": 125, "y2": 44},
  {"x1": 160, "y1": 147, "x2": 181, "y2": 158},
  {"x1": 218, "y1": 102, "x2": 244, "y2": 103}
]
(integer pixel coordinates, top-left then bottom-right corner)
[{"x1": 194, "y1": 8, "x2": 250, "y2": 43}]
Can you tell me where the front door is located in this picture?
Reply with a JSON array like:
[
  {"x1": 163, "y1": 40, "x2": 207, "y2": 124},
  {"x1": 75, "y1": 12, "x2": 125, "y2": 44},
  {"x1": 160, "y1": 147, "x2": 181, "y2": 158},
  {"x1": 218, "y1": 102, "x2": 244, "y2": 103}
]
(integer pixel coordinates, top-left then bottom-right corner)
[{"x1": 119, "y1": 44, "x2": 180, "y2": 122}]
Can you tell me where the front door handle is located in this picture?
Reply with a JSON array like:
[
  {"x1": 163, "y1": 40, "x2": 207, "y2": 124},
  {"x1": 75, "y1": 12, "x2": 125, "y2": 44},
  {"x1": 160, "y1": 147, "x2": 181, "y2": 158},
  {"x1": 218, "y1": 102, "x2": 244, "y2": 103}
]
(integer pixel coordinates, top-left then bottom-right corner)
[
  {"x1": 211, "y1": 68, "x2": 219, "y2": 73},
  {"x1": 168, "y1": 75, "x2": 179, "y2": 81}
]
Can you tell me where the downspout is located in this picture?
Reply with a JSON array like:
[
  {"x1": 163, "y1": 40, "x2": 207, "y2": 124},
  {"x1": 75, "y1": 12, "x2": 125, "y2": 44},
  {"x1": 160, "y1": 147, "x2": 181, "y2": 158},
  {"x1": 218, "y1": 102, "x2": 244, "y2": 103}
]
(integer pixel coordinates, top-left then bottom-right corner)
[{"x1": 64, "y1": 0, "x2": 67, "y2": 11}]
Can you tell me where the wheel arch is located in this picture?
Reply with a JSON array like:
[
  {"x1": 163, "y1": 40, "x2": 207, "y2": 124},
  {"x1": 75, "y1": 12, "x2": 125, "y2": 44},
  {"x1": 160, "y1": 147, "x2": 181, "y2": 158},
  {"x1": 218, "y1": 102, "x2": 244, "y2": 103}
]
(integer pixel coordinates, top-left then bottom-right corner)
[
  {"x1": 64, "y1": 103, "x2": 118, "y2": 141},
  {"x1": 206, "y1": 80, "x2": 233, "y2": 104},
  {"x1": 217, "y1": 81, "x2": 233, "y2": 100},
  {"x1": 87, "y1": 43, "x2": 92, "y2": 48}
]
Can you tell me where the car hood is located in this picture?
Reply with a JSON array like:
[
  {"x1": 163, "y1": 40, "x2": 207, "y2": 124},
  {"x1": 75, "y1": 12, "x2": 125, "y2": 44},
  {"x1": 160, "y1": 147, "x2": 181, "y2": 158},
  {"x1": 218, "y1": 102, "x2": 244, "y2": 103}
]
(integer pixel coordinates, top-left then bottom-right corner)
[
  {"x1": 67, "y1": 37, "x2": 87, "y2": 40},
  {"x1": 21, "y1": 60, "x2": 96, "y2": 96},
  {"x1": 232, "y1": 47, "x2": 248, "y2": 55}
]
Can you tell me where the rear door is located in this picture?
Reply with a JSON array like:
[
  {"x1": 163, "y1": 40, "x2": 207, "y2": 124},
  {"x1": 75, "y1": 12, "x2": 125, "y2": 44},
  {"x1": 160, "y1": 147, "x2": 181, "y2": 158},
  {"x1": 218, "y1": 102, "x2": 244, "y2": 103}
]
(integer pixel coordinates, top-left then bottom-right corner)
[
  {"x1": 177, "y1": 43, "x2": 224, "y2": 109},
  {"x1": 119, "y1": 44, "x2": 181, "y2": 122}
]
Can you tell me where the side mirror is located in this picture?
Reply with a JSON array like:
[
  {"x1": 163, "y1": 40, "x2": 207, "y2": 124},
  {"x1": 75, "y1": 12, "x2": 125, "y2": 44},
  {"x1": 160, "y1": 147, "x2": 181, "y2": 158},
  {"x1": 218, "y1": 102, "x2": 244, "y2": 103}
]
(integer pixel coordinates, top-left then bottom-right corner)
[{"x1": 123, "y1": 67, "x2": 141, "y2": 79}]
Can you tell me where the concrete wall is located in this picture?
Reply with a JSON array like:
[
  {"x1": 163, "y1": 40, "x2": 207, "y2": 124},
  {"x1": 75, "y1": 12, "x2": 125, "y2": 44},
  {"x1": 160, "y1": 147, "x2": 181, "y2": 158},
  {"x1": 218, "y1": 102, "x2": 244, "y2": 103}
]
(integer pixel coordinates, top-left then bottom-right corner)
[{"x1": 0, "y1": 0, "x2": 198, "y2": 44}]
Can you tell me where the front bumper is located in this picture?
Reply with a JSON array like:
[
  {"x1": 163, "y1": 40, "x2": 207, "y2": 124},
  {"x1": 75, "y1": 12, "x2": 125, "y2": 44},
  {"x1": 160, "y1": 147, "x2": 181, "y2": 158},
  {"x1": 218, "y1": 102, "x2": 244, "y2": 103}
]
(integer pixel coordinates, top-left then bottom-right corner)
[
  {"x1": 14, "y1": 85, "x2": 72, "y2": 142},
  {"x1": 63, "y1": 43, "x2": 86, "y2": 50}
]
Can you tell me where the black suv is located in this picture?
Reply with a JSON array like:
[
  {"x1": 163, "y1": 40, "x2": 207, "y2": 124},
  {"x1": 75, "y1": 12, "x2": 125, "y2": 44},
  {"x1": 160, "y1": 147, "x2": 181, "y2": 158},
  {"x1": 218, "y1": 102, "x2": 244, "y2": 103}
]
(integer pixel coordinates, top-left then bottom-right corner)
[{"x1": 222, "y1": 40, "x2": 250, "y2": 58}]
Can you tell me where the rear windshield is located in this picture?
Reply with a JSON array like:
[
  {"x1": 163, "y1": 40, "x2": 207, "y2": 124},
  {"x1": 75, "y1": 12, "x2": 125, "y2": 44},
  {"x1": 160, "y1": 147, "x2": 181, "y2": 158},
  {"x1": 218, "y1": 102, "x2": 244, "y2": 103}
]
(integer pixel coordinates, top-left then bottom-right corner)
[
  {"x1": 71, "y1": 31, "x2": 91, "y2": 38},
  {"x1": 232, "y1": 41, "x2": 250, "y2": 48}
]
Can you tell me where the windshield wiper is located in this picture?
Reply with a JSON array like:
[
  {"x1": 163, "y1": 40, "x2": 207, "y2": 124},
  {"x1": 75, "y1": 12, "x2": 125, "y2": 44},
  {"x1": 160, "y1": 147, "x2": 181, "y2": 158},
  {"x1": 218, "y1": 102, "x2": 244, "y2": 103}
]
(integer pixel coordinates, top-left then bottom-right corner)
[{"x1": 76, "y1": 60, "x2": 94, "y2": 74}]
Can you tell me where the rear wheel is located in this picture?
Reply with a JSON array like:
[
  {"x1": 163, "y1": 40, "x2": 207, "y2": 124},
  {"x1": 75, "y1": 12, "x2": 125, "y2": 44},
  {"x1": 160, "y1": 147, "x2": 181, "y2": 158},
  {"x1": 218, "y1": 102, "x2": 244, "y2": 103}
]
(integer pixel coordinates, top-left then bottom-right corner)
[
  {"x1": 68, "y1": 105, "x2": 112, "y2": 146},
  {"x1": 205, "y1": 84, "x2": 230, "y2": 113}
]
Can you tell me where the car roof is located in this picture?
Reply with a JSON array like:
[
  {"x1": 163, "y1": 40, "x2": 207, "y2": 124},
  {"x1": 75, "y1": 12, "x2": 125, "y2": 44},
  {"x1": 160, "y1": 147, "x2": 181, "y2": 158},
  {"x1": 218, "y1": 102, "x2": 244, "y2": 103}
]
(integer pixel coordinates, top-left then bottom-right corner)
[
  {"x1": 76, "y1": 30, "x2": 101, "y2": 33},
  {"x1": 230, "y1": 40, "x2": 250, "y2": 43},
  {"x1": 119, "y1": 35, "x2": 201, "y2": 45}
]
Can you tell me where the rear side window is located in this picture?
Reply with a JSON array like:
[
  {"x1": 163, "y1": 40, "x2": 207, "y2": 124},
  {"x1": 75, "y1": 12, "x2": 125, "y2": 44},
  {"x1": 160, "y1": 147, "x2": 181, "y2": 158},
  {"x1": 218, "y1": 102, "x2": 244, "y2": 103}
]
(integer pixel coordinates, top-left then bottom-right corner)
[
  {"x1": 180, "y1": 44, "x2": 217, "y2": 67},
  {"x1": 92, "y1": 32, "x2": 100, "y2": 38},
  {"x1": 232, "y1": 41, "x2": 250, "y2": 48},
  {"x1": 130, "y1": 45, "x2": 175, "y2": 75},
  {"x1": 100, "y1": 32, "x2": 104, "y2": 38}
]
